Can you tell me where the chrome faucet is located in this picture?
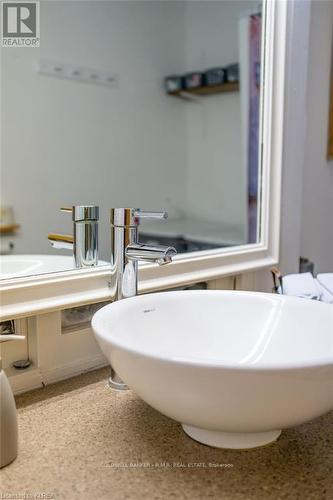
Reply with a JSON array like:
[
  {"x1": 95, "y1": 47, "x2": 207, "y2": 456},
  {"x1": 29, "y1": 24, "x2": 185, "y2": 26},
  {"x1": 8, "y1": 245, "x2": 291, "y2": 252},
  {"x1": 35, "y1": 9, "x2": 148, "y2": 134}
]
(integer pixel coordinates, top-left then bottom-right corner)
[
  {"x1": 108, "y1": 207, "x2": 177, "y2": 389},
  {"x1": 48, "y1": 205, "x2": 99, "y2": 268}
]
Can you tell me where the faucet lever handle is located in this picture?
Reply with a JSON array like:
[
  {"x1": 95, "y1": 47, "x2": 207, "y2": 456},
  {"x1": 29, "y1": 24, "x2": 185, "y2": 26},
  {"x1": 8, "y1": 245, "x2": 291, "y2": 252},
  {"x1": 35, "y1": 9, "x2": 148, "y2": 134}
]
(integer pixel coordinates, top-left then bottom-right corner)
[
  {"x1": 60, "y1": 207, "x2": 73, "y2": 213},
  {"x1": 134, "y1": 210, "x2": 168, "y2": 220},
  {"x1": 111, "y1": 208, "x2": 167, "y2": 227}
]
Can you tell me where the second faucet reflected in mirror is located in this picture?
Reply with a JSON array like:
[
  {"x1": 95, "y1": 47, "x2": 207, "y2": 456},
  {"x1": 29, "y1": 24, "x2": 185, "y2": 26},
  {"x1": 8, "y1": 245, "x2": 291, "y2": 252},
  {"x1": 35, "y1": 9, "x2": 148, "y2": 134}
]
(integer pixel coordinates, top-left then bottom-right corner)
[{"x1": 48, "y1": 206, "x2": 99, "y2": 268}]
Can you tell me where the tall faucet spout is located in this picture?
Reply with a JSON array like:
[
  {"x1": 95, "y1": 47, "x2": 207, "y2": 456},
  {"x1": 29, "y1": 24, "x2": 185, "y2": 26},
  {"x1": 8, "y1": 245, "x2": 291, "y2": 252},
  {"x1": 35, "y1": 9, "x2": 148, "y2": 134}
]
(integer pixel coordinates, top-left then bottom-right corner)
[
  {"x1": 126, "y1": 243, "x2": 177, "y2": 265},
  {"x1": 108, "y1": 208, "x2": 177, "y2": 391}
]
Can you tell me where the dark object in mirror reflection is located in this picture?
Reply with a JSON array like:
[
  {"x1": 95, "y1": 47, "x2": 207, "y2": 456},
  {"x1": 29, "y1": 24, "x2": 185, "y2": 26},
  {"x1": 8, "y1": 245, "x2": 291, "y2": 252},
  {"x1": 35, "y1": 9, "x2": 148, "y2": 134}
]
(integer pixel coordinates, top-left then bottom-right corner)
[
  {"x1": 183, "y1": 72, "x2": 204, "y2": 90},
  {"x1": 164, "y1": 75, "x2": 184, "y2": 94},
  {"x1": 225, "y1": 63, "x2": 239, "y2": 83},
  {"x1": 140, "y1": 233, "x2": 229, "y2": 254},
  {"x1": 204, "y1": 67, "x2": 226, "y2": 86}
]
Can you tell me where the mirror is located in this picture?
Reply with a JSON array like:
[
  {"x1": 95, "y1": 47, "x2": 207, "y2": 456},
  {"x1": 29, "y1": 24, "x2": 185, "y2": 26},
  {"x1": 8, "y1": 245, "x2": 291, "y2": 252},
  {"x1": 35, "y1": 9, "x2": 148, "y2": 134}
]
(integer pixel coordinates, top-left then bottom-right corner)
[{"x1": 1, "y1": 0, "x2": 264, "y2": 280}]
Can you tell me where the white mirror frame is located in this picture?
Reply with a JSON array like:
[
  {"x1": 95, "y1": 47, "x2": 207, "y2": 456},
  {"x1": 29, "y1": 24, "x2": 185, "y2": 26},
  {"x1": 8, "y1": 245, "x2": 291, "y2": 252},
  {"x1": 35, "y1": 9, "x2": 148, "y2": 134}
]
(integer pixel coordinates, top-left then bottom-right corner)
[{"x1": 0, "y1": 0, "x2": 287, "y2": 321}]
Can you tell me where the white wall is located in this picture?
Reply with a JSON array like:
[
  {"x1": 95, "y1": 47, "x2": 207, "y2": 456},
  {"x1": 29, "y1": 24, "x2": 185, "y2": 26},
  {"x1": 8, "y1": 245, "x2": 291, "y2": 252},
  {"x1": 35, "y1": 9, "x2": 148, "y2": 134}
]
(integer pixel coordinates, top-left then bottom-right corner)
[
  {"x1": 184, "y1": 1, "x2": 250, "y2": 238},
  {"x1": 1, "y1": 1, "x2": 187, "y2": 259},
  {"x1": 277, "y1": 0, "x2": 311, "y2": 275},
  {"x1": 300, "y1": 0, "x2": 333, "y2": 273}
]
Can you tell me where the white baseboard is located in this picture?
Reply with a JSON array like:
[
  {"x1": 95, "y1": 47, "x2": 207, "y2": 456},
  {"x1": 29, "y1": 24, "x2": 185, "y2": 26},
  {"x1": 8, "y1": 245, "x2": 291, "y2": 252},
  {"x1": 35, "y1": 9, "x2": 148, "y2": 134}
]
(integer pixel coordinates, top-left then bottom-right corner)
[
  {"x1": 40, "y1": 353, "x2": 108, "y2": 386},
  {"x1": 8, "y1": 354, "x2": 108, "y2": 394},
  {"x1": 7, "y1": 365, "x2": 44, "y2": 395}
]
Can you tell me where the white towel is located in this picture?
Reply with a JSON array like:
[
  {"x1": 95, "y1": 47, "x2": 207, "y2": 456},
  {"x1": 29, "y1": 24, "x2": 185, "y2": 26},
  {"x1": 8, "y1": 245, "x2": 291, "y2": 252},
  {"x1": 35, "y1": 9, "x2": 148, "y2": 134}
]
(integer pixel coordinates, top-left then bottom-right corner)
[
  {"x1": 315, "y1": 280, "x2": 333, "y2": 304},
  {"x1": 317, "y1": 273, "x2": 333, "y2": 295},
  {"x1": 281, "y1": 272, "x2": 322, "y2": 300}
]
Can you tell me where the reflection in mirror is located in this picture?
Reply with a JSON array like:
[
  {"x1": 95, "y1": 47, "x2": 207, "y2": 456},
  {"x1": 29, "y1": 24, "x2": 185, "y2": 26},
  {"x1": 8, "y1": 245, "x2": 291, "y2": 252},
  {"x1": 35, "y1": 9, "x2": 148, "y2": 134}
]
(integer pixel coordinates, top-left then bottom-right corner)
[{"x1": 1, "y1": 0, "x2": 264, "y2": 279}]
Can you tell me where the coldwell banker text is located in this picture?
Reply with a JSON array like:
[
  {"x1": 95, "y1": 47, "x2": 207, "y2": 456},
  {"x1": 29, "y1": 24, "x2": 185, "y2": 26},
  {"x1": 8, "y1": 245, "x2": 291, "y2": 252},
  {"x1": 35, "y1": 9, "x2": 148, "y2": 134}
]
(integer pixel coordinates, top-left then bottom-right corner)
[{"x1": 1, "y1": 1, "x2": 40, "y2": 47}]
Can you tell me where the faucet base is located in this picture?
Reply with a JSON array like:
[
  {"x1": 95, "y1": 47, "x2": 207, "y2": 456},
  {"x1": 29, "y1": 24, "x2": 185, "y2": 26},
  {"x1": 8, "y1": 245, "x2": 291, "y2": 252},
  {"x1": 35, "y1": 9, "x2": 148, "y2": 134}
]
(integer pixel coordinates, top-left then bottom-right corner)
[{"x1": 108, "y1": 368, "x2": 128, "y2": 391}]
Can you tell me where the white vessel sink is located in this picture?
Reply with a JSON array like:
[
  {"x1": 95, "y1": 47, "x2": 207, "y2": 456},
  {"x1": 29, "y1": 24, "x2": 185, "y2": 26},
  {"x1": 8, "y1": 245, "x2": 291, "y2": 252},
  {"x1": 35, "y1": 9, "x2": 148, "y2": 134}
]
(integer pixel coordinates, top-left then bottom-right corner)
[
  {"x1": 0, "y1": 254, "x2": 107, "y2": 279},
  {"x1": 92, "y1": 290, "x2": 333, "y2": 449}
]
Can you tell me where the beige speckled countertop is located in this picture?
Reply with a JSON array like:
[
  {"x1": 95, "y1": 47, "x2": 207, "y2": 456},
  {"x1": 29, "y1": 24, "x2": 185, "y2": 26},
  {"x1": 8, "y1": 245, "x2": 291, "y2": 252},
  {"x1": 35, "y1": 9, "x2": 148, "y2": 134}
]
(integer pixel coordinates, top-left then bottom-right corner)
[{"x1": 1, "y1": 367, "x2": 332, "y2": 500}]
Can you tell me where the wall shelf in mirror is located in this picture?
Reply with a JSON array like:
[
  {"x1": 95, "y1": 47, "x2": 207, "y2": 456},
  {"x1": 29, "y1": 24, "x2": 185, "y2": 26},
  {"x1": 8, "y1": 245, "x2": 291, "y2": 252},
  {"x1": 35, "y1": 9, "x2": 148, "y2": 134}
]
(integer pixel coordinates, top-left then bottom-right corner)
[
  {"x1": 168, "y1": 82, "x2": 239, "y2": 100},
  {"x1": 0, "y1": 224, "x2": 20, "y2": 235}
]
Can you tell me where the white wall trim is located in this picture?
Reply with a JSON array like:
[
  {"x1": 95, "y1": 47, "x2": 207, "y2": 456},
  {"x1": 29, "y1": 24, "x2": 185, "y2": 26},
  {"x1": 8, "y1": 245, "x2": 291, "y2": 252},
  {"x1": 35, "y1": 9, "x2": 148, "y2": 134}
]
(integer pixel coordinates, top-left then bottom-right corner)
[
  {"x1": 7, "y1": 354, "x2": 108, "y2": 395},
  {"x1": 0, "y1": 0, "x2": 288, "y2": 321},
  {"x1": 7, "y1": 365, "x2": 43, "y2": 395},
  {"x1": 40, "y1": 353, "x2": 108, "y2": 386}
]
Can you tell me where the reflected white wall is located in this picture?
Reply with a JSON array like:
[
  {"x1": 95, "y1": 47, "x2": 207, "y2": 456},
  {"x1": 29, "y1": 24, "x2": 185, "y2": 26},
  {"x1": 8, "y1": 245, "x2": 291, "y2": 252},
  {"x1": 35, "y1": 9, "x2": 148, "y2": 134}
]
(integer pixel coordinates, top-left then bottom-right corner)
[
  {"x1": 2, "y1": 1, "x2": 256, "y2": 259},
  {"x1": 2, "y1": 1, "x2": 187, "y2": 259},
  {"x1": 184, "y1": 1, "x2": 250, "y2": 239}
]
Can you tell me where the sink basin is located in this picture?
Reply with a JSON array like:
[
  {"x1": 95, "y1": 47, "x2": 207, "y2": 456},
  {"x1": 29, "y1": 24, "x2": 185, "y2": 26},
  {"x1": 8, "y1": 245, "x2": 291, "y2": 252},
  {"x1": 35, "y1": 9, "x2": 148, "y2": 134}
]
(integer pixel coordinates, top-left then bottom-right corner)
[
  {"x1": 92, "y1": 290, "x2": 333, "y2": 449},
  {"x1": 0, "y1": 254, "x2": 107, "y2": 279}
]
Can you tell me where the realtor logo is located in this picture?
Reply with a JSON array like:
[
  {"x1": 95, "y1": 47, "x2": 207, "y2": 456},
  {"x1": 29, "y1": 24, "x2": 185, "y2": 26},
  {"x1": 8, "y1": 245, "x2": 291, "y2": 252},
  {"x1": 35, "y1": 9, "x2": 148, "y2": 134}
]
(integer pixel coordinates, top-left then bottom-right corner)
[{"x1": 1, "y1": 1, "x2": 40, "y2": 46}]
